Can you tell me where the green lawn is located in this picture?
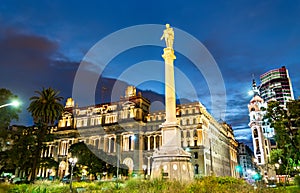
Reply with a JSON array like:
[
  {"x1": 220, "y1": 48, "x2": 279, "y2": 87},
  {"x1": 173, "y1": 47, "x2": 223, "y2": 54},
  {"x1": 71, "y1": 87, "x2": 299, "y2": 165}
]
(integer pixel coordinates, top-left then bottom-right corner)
[{"x1": 0, "y1": 177, "x2": 299, "y2": 193}]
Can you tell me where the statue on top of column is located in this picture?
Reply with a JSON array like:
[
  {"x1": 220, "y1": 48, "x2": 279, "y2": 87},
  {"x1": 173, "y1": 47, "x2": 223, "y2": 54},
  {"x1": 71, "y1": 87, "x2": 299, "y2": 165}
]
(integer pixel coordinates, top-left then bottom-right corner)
[{"x1": 160, "y1": 24, "x2": 174, "y2": 49}]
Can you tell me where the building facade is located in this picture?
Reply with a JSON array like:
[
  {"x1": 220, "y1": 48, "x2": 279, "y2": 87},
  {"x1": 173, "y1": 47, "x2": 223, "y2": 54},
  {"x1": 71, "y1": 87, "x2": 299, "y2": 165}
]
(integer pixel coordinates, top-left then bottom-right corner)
[
  {"x1": 248, "y1": 80, "x2": 277, "y2": 180},
  {"x1": 37, "y1": 86, "x2": 239, "y2": 179},
  {"x1": 238, "y1": 142, "x2": 255, "y2": 178},
  {"x1": 259, "y1": 66, "x2": 294, "y2": 106}
]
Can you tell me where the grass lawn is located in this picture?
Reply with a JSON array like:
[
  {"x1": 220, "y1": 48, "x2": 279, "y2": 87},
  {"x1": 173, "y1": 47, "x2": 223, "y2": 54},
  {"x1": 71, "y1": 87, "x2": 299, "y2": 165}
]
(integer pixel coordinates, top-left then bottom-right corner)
[{"x1": 0, "y1": 176, "x2": 299, "y2": 193}]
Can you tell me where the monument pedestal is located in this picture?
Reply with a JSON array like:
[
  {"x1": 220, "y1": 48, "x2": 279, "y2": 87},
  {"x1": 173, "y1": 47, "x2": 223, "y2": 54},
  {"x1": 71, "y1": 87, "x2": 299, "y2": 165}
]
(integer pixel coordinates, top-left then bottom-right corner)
[{"x1": 151, "y1": 125, "x2": 194, "y2": 181}]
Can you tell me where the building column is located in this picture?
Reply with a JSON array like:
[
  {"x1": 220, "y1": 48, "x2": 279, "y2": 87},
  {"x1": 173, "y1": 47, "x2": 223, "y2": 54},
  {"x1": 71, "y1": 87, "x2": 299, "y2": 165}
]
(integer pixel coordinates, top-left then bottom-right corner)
[
  {"x1": 104, "y1": 137, "x2": 107, "y2": 151},
  {"x1": 131, "y1": 135, "x2": 134, "y2": 151},
  {"x1": 147, "y1": 157, "x2": 151, "y2": 176},
  {"x1": 108, "y1": 137, "x2": 111, "y2": 153},
  {"x1": 147, "y1": 136, "x2": 150, "y2": 151},
  {"x1": 114, "y1": 136, "x2": 116, "y2": 153}
]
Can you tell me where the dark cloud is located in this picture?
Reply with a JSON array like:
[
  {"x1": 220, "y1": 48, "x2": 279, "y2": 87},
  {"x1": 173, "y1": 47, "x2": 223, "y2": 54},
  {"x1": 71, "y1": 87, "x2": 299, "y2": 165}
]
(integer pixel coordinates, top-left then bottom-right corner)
[{"x1": 0, "y1": 26, "x2": 78, "y2": 125}]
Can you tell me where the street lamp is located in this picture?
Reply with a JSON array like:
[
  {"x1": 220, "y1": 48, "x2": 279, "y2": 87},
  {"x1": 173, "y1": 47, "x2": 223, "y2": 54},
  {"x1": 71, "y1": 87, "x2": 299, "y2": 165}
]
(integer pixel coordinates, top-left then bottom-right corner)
[
  {"x1": 0, "y1": 100, "x2": 20, "y2": 109},
  {"x1": 68, "y1": 157, "x2": 77, "y2": 192}
]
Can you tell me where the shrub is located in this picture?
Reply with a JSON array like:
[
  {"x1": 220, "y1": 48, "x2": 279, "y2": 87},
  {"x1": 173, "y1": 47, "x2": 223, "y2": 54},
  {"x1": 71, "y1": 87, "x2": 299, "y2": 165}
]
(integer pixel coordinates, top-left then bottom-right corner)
[
  {"x1": 4, "y1": 176, "x2": 298, "y2": 193},
  {"x1": 294, "y1": 175, "x2": 300, "y2": 188}
]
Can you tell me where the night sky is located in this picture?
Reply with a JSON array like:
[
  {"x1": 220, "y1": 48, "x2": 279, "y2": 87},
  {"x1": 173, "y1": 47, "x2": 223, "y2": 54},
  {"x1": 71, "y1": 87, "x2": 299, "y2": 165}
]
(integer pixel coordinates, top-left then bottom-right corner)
[{"x1": 1, "y1": 0, "x2": 300, "y2": 147}]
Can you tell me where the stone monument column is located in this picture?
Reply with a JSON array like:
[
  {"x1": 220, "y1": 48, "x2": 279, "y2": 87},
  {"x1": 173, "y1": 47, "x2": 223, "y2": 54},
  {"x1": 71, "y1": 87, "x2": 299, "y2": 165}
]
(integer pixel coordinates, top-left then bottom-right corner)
[{"x1": 151, "y1": 24, "x2": 193, "y2": 181}]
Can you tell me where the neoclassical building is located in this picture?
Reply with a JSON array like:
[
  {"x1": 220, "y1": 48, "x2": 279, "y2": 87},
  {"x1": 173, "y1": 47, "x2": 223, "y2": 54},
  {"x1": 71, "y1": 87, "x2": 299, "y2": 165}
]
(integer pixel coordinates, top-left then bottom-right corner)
[{"x1": 38, "y1": 86, "x2": 239, "y2": 179}]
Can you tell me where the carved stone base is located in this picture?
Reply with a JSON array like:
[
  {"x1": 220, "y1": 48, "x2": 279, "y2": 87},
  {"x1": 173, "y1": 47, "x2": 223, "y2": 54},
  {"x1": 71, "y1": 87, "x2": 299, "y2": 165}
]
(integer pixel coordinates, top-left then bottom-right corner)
[{"x1": 151, "y1": 147, "x2": 194, "y2": 181}]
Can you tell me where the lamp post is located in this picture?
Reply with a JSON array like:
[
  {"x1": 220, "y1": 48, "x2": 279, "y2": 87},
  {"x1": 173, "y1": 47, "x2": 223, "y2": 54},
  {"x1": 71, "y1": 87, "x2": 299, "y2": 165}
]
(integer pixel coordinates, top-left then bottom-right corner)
[
  {"x1": 0, "y1": 100, "x2": 20, "y2": 109},
  {"x1": 142, "y1": 165, "x2": 147, "y2": 179},
  {"x1": 68, "y1": 157, "x2": 77, "y2": 193}
]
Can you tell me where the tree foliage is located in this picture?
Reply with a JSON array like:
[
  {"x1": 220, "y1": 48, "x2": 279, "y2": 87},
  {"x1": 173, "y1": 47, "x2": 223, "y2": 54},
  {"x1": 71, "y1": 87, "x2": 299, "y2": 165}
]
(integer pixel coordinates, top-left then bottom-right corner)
[
  {"x1": 0, "y1": 88, "x2": 21, "y2": 150},
  {"x1": 0, "y1": 88, "x2": 21, "y2": 172},
  {"x1": 0, "y1": 88, "x2": 21, "y2": 129},
  {"x1": 27, "y1": 87, "x2": 64, "y2": 181},
  {"x1": 265, "y1": 100, "x2": 300, "y2": 175},
  {"x1": 0, "y1": 126, "x2": 36, "y2": 175},
  {"x1": 69, "y1": 142, "x2": 128, "y2": 178}
]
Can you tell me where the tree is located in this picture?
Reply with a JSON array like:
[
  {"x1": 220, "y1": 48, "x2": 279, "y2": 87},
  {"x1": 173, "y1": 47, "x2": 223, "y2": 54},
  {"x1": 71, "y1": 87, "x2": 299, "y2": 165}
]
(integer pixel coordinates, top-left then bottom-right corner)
[
  {"x1": 69, "y1": 142, "x2": 128, "y2": 179},
  {"x1": 0, "y1": 126, "x2": 36, "y2": 176},
  {"x1": 265, "y1": 100, "x2": 300, "y2": 177},
  {"x1": 0, "y1": 88, "x2": 21, "y2": 128},
  {"x1": 27, "y1": 87, "x2": 64, "y2": 181},
  {"x1": 0, "y1": 88, "x2": 21, "y2": 174}
]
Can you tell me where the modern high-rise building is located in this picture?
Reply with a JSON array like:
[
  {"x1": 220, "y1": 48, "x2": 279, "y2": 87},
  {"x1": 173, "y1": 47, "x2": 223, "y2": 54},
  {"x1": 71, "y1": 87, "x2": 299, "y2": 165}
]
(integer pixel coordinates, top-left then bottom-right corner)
[{"x1": 259, "y1": 66, "x2": 294, "y2": 106}]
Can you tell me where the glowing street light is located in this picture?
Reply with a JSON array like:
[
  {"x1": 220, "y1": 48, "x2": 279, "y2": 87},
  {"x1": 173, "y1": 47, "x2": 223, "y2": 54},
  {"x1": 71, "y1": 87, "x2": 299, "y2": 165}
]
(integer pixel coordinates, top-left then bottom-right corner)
[
  {"x1": 0, "y1": 100, "x2": 20, "y2": 109},
  {"x1": 68, "y1": 157, "x2": 77, "y2": 192}
]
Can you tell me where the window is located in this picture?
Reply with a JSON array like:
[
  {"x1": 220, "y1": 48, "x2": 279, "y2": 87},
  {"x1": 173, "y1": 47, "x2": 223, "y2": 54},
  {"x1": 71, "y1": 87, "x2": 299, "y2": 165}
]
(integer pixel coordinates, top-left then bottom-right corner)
[
  {"x1": 129, "y1": 136, "x2": 133, "y2": 151},
  {"x1": 144, "y1": 136, "x2": 148, "y2": 150},
  {"x1": 186, "y1": 130, "x2": 190, "y2": 138},
  {"x1": 156, "y1": 135, "x2": 160, "y2": 149},
  {"x1": 150, "y1": 136, "x2": 154, "y2": 150},
  {"x1": 193, "y1": 130, "x2": 198, "y2": 137},
  {"x1": 110, "y1": 138, "x2": 115, "y2": 153},
  {"x1": 194, "y1": 164, "x2": 199, "y2": 174},
  {"x1": 194, "y1": 152, "x2": 198, "y2": 159},
  {"x1": 253, "y1": 129, "x2": 258, "y2": 138}
]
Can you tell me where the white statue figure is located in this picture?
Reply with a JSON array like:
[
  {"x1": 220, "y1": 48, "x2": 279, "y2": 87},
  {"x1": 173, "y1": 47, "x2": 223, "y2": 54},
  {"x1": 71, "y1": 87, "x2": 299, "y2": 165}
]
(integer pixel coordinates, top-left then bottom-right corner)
[{"x1": 160, "y1": 24, "x2": 174, "y2": 48}]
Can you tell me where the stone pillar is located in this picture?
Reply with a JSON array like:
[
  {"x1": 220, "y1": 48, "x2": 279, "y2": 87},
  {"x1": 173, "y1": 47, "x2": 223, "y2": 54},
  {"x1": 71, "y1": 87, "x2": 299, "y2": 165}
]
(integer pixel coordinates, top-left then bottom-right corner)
[
  {"x1": 147, "y1": 136, "x2": 150, "y2": 151},
  {"x1": 151, "y1": 40, "x2": 193, "y2": 181},
  {"x1": 163, "y1": 47, "x2": 177, "y2": 125}
]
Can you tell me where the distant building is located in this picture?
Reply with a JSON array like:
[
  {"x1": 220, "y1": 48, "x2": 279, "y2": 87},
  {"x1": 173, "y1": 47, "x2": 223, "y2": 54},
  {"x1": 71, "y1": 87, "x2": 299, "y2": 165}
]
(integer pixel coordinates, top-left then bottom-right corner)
[
  {"x1": 248, "y1": 79, "x2": 277, "y2": 180},
  {"x1": 259, "y1": 66, "x2": 294, "y2": 106},
  {"x1": 248, "y1": 80, "x2": 273, "y2": 166},
  {"x1": 36, "y1": 86, "x2": 239, "y2": 179},
  {"x1": 237, "y1": 142, "x2": 255, "y2": 178}
]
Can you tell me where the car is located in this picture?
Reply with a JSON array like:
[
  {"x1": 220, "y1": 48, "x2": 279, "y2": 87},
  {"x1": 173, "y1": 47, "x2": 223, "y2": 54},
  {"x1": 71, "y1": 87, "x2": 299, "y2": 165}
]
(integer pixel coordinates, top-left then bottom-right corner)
[
  {"x1": 266, "y1": 181, "x2": 277, "y2": 188},
  {"x1": 11, "y1": 177, "x2": 30, "y2": 184}
]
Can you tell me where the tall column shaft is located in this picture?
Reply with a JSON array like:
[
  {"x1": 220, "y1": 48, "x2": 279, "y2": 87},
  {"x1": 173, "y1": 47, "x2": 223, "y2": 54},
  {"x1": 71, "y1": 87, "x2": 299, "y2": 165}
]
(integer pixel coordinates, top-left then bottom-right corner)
[
  {"x1": 161, "y1": 47, "x2": 181, "y2": 148},
  {"x1": 162, "y1": 47, "x2": 177, "y2": 124}
]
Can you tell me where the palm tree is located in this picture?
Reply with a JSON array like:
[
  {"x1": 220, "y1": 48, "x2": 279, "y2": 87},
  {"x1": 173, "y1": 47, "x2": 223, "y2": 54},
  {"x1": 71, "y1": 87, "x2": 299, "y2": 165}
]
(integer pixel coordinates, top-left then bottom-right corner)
[{"x1": 27, "y1": 87, "x2": 64, "y2": 181}]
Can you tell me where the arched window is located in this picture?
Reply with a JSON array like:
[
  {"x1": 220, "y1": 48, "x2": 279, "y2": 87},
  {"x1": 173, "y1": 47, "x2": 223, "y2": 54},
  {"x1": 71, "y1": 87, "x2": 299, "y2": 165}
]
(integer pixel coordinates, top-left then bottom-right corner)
[{"x1": 253, "y1": 129, "x2": 258, "y2": 138}]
